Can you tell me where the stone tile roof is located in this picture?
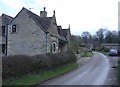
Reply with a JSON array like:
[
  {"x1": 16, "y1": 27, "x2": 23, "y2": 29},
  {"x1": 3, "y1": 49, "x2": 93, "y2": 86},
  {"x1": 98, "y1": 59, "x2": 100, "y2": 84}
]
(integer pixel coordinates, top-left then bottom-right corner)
[
  {"x1": 1, "y1": 14, "x2": 13, "y2": 24},
  {"x1": 1, "y1": 14, "x2": 13, "y2": 19},
  {"x1": 57, "y1": 26, "x2": 68, "y2": 42},
  {"x1": 58, "y1": 26, "x2": 68, "y2": 38},
  {"x1": 38, "y1": 17, "x2": 52, "y2": 31},
  {"x1": 24, "y1": 7, "x2": 52, "y2": 33},
  {"x1": 61, "y1": 29, "x2": 69, "y2": 38}
]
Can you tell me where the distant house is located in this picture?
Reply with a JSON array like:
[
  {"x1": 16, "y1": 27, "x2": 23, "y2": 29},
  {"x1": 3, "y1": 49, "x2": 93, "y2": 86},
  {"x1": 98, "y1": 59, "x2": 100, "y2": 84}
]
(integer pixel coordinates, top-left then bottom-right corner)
[
  {"x1": 0, "y1": 14, "x2": 13, "y2": 55},
  {"x1": 101, "y1": 43, "x2": 120, "y2": 50},
  {"x1": 6, "y1": 7, "x2": 71, "y2": 55}
]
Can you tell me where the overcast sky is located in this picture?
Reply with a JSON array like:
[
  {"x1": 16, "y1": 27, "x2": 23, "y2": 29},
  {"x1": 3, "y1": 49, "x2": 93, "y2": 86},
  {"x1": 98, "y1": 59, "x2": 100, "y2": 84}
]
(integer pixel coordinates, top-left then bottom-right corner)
[{"x1": 0, "y1": 0, "x2": 119, "y2": 35}]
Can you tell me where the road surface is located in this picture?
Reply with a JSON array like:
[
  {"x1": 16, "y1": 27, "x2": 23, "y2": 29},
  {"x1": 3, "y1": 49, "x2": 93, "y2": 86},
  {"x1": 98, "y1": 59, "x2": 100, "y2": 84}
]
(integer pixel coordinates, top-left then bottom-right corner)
[{"x1": 36, "y1": 52, "x2": 118, "y2": 85}]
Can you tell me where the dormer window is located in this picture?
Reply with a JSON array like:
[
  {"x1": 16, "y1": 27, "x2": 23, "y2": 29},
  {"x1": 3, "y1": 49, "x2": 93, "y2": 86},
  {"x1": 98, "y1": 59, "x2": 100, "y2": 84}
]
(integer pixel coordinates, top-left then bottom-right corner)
[{"x1": 12, "y1": 25, "x2": 16, "y2": 33}]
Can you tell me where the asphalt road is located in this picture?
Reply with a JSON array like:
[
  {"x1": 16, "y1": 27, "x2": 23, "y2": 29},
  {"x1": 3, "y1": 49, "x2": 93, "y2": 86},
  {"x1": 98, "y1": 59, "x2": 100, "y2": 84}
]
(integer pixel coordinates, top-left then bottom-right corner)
[
  {"x1": 105, "y1": 55, "x2": 119, "y2": 85},
  {"x1": 37, "y1": 52, "x2": 119, "y2": 85}
]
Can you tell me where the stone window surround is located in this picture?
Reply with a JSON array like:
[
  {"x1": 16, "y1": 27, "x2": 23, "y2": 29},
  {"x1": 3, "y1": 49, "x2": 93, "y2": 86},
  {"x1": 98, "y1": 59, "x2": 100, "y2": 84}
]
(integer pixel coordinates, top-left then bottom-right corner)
[
  {"x1": 11, "y1": 24, "x2": 17, "y2": 33},
  {"x1": 52, "y1": 41, "x2": 57, "y2": 53}
]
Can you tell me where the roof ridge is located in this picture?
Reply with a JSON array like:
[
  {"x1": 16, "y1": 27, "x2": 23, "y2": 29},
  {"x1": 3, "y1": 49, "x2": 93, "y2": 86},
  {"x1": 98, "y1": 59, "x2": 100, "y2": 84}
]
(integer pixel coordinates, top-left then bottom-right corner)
[{"x1": 1, "y1": 13, "x2": 13, "y2": 19}]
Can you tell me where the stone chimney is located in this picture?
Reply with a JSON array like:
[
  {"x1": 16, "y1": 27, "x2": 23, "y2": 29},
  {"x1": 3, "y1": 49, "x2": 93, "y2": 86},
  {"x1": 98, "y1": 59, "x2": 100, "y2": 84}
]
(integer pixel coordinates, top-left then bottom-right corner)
[{"x1": 40, "y1": 7, "x2": 47, "y2": 17}]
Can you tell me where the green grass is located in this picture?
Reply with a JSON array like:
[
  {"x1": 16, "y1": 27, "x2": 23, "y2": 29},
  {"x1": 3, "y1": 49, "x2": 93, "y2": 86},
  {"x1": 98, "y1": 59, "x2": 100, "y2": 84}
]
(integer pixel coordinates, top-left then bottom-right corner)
[
  {"x1": 95, "y1": 50, "x2": 109, "y2": 56},
  {"x1": 118, "y1": 60, "x2": 120, "y2": 86},
  {"x1": 81, "y1": 52, "x2": 93, "y2": 57},
  {"x1": 3, "y1": 63, "x2": 78, "y2": 86},
  {"x1": 98, "y1": 51, "x2": 108, "y2": 55}
]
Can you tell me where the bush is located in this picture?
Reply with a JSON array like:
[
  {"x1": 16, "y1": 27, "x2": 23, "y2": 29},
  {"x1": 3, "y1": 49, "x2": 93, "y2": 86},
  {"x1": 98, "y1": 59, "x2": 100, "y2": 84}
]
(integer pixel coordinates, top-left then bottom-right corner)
[
  {"x1": 81, "y1": 51, "x2": 93, "y2": 57},
  {"x1": 2, "y1": 52, "x2": 77, "y2": 80},
  {"x1": 102, "y1": 48, "x2": 109, "y2": 52},
  {"x1": 118, "y1": 49, "x2": 120, "y2": 56}
]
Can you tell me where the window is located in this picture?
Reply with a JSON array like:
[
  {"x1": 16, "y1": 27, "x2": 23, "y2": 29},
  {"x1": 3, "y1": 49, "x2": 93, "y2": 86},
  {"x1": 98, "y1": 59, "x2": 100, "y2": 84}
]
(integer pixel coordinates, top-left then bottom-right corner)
[
  {"x1": 2, "y1": 26, "x2": 5, "y2": 36},
  {"x1": 2, "y1": 44, "x2": 5, "y2": 54},
  {"x1": 52, "y1": 42, "x2": 56, "y2": 53},
  {"x1": 53, "y1": 43, "x2": 56, "y2": 52},
  {"x1": 12, "y1": 25, "x2": 16, "y2": 33}
]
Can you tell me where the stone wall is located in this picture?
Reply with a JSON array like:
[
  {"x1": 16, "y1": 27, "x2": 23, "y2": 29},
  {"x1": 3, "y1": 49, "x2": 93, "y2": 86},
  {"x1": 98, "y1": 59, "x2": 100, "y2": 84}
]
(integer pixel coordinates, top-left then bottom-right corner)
[
  {"x1": 0, "y1": 14, "x2": 13, "y2": 55},
  {"x1": 48, "y1": 16, "x2": 58, "y2": 37},
  {"x1": 0, "y1": 16, "x2": 2, "y2": 36},
  {"x1": 7, "y1": 9, "x2": 47, "y2": 55},
  {"x1": 0, "y1": 16, "x2": 2, "y2": 54},
  {"x1": 0, "y1": 36, "x2": 2, "y2": 53},
  {"x1": 47, "y1": 16, "x2": 59, "y2": 53}
]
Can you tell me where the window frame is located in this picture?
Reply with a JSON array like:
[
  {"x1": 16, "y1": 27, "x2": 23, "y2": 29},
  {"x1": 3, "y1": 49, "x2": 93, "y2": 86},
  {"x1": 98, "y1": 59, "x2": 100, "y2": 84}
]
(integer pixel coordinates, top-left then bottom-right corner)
[
  {"x1": 52, "y1": 42, "x2": 56, "y2": 53},
  {"x1": 11, "y1": 25, "x2": 17, "y2": 33}
]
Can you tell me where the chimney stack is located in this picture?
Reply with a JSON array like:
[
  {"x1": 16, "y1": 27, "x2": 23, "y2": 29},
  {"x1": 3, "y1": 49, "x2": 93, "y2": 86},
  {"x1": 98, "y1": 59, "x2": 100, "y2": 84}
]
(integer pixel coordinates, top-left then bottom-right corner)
[{"x1": 40, "y1": 7, "x2": 47, "y2": 17}]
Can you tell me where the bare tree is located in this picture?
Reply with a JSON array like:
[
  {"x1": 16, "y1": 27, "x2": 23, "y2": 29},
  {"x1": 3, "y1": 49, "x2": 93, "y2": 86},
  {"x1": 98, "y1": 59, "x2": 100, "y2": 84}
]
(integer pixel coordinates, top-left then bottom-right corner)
[
  {"x1": 81, "y1": 31, "x2": 91, "y2": 44},
  {"x1": 96, "y1": 28, "x2": 107, "y2": 45}
]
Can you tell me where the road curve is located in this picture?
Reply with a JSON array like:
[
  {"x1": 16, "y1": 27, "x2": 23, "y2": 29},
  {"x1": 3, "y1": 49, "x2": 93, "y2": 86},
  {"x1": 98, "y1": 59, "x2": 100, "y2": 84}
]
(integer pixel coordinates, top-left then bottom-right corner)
[{"x1": 40, "y1": 52, "x2": 111, "y2": 85}]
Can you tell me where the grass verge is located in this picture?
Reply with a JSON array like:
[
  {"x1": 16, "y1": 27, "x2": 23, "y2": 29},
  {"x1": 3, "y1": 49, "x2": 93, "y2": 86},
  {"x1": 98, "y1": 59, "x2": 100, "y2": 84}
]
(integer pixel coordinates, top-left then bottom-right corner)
[
  {"x1": 81, "y1": 51, "x2": 93, "y2": 57},
  {"x1": 95, "y1": 51, "x2": 108, "y2": 55},
  {"x1": 118, "y1": 60, "x2": 120, "y2": 86},
  {"x1": 100, "y1": 51, "x2": 108, "y2": 55},
  {"x1": 3, "y1": 63, "x2": 78, "y2": 86}
]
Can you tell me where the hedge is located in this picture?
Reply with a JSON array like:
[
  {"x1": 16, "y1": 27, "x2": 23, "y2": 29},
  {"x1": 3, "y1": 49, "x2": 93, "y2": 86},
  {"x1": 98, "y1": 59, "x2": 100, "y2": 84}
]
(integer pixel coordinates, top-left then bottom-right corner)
[
  {"x1": 118, "y1": 60, "x2": 120, "y2": 86},
  {"x1": 2, "y1": 52, "x2": 77, "y2": 80}
]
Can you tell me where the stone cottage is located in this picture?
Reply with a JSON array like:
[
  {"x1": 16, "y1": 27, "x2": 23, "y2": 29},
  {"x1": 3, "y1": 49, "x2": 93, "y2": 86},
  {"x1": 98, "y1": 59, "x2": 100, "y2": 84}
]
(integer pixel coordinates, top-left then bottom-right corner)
[
  {"x1": 0, "y1": 14, "x2": 13, "y2": 55},
  {"x1": 7, "y1": 7, "x2": 71, "y2": 55}
]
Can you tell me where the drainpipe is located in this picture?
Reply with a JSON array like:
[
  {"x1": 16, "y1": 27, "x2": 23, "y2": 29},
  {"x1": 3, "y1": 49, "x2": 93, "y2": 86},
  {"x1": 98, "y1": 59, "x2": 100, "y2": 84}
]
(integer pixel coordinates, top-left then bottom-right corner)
[{"x1": 45, "y1": 32, "x2": 48, "y2": 53}]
